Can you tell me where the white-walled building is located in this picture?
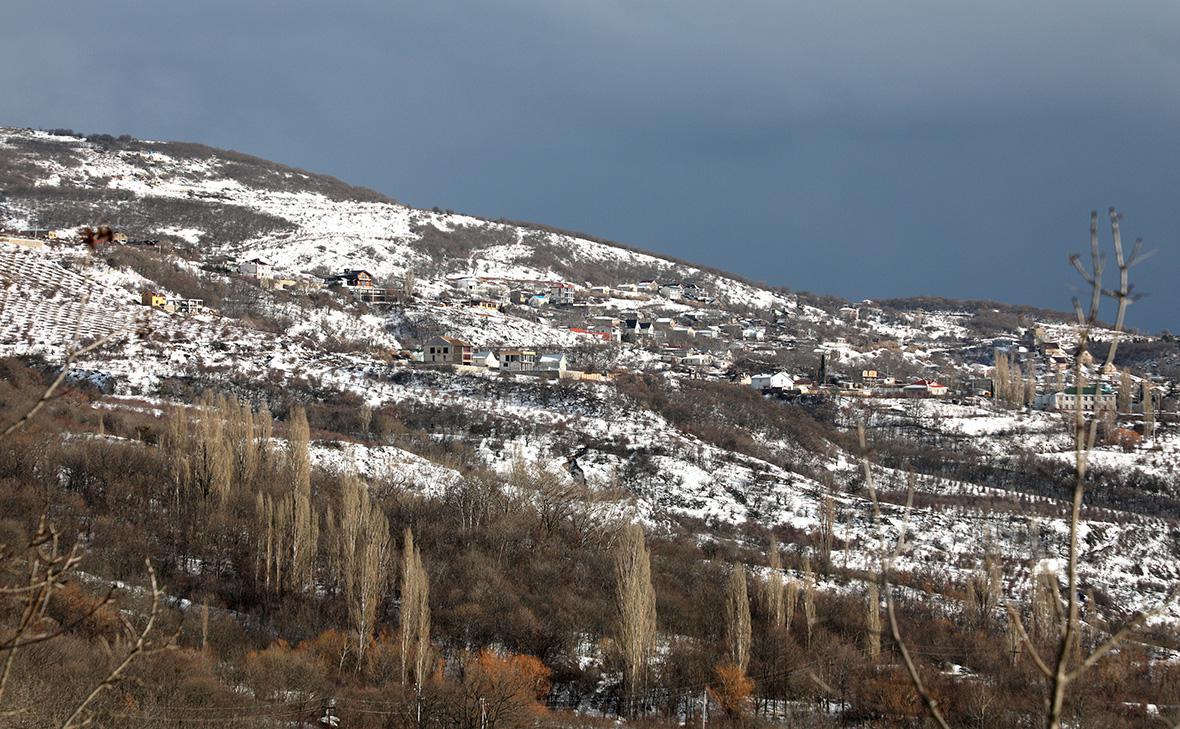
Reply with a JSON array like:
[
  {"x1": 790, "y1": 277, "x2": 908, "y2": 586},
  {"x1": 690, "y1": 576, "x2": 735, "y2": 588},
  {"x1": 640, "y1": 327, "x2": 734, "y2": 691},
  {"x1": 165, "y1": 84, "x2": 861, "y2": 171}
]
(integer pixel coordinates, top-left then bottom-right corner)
[
  {"x1": 472, "y1": 350, "x2": 500, "y2": 369},
  {"x1": 536, "y1": 353, "x2": 568, "y2": 373},
  {"x1": 499, "y1": 349, "x2": 538, "y2": 371},
  {"x1": 751, "y1": 372, "x2": 796, "y2": 391},
  {"x1": 1036, "y1": 384, "x2": 1116, "y2": 411},
  {"x1": 549, "y1": 282, "x2": 575, "y2": 305},
  {"x1": 237, "y1": 257, "x2": 274, "y2": 279}
]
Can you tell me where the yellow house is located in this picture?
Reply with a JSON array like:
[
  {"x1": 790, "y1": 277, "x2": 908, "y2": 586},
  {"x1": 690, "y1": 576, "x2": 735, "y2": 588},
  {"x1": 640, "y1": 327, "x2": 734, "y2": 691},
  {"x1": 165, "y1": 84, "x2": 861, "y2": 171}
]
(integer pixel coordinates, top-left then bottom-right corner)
[{"x1": 142, "y1": 291, "x2": 168, "y2": 309}]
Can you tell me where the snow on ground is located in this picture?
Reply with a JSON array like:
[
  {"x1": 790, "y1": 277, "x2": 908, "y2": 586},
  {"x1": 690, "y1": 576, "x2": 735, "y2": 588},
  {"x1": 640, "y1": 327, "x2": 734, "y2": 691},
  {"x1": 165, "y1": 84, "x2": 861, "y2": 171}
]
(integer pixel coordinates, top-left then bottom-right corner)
[
  {"x1": 4, "y1": 127, "x2": 1179, "y2": 629},
  {"x1": 1038, "y1": 436, "x2": 1180, "y2": 482},
  {"x1": 310, "y1": 441, "x2": 461, "y2": 497},
  {"x1": 1, "y1": 127, "x2": 804, "y2": 317}
]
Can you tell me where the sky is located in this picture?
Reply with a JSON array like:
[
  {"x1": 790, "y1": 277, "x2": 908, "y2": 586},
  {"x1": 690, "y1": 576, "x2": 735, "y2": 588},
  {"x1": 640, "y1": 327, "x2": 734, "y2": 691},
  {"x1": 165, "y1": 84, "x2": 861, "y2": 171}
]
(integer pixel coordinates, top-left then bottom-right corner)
[{"x1": 3, "y1": 0, "x2": 1178, "y2": 332}]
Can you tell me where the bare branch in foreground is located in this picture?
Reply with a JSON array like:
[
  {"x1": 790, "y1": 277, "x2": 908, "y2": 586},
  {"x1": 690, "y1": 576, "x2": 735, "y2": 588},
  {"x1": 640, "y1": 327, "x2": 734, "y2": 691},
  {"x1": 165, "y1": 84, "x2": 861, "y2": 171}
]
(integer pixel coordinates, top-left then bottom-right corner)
[{"x1": 58, "y1": 560, "x2": 175, "y2": 729}]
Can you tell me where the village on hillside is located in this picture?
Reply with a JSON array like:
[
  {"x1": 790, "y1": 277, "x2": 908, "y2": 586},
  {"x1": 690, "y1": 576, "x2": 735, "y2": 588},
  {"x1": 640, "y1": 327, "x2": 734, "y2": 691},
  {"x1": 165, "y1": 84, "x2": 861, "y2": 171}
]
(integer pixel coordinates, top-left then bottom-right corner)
[{"x1": 2, "y1": 225, "x2": 1173, "y2": 449}]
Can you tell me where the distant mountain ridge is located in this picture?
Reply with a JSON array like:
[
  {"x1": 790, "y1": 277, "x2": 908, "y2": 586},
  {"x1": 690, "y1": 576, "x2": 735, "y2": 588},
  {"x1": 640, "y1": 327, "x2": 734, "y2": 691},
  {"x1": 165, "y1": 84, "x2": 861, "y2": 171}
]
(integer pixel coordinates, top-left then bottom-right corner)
[{"x1": 0, "y1": 127, "x2": 797, "y2": 312}]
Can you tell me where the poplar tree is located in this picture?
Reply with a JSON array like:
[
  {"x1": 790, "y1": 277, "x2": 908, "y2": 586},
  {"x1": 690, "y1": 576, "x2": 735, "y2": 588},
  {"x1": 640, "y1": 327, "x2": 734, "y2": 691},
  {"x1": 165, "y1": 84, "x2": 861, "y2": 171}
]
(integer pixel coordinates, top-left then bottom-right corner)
[
  {"x1": 222, "y1": 394, "x2": 259, "y2": 488},
  {"x1": 256, "y1": 403, "x2": 274, "y2": 471},
  {"x1": 1143, "y1": 381, "x2": 1155, "y2": 435},
  {"x1": 725, "y1": 564, "x2": 752, "y2": 673},
  {"x1": 763, "y1": 537, "x2": 785, "y2": 631},
  {"x1": 784, "y1": 579, "x2": 799, "y2": 635},
  {"x1": 193, "y1": 392, "x2": 232, "y2": 505},
  {"x1": 400, "y1": 528, "x2": 431, "y2": 688},
  {"x1": 340, "y1": 472, "x2": 391, "y2": 666},
  {"x1": 865, "y1": 583, "x2": 881, "y2": 661},
  {"x1": 163, "y1": 405, "x2": 191, "y2": 512},
  {"x1": 614, "y1": 524, "x2": 657, "y2": 713},
  {"x1": 803, "y1": 578, "x2": 817, "y2": 649}
]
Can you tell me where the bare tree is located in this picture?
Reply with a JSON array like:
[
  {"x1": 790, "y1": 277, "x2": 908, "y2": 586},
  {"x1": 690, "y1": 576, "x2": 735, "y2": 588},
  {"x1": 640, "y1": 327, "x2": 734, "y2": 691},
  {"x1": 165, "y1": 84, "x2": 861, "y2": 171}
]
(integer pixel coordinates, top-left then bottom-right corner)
[
  {"x1": 399, "y1": 527, "x2": 432, "y2": 690},
  {"x1": 784, "y1": 579, "x2": 799, "y2": 636},
  {"x1": 58, "y1": 562, "x2": 173, "y2": 729},
  {"x1": 965, "y1": 554, "x2": 1003, "y2": 630},
  {"x1": 613, "y1": 523, "x2": 657, "y2": 714},
  {"x1": 763, "y1": 537, "x2": 785, "y2": 631},
  {"x1": 865, "y1": 582, "x2": 881, "y2": 662},
  {"x1": 1142, "y1": 380, "x2": 1155, "y2": 438},
  {"x1": 802, "y1": 577, "x2": 817, "y2": 650},
  {"x1": 817, "y1": 493, "x2": 836, "y2": 570},
  {"x1": 1117, "y1": 370, "x2": 1133, "y2": 413},
  {"x1": 222, "y1": 394, "x2": 260, "y2": 487},
  {"x1": 340, "y1": 472, "x2": 392, "y2": 667},
  {"x1": 283, "y1": 406, "x2": 318, "y2": 592},
  {"x1": 192, "y1": 392, "x2": 232, "y2": 505},
  {"x1": 0, "y1": 522, "x2": 173, "y2": 725},
  {"x1": 868, "y1": 210, "x2": 1170, "y2": 729},
  {"x1": 402, "y1": 268, "x2": 417, "y2": 299},
  {"x1": 724, "y1": 563, "x2": 752, "y2": 674},
  {"x1": 359, "y1": 404, "x2": 373, "y2": 438}
]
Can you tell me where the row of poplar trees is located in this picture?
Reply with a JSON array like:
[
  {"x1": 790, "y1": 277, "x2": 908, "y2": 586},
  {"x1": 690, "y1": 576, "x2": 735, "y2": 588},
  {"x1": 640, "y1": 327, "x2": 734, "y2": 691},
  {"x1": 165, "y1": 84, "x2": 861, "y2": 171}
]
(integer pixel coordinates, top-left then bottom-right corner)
[
  {"x1": 612, "y1": 527, "x2": 852, "y2": 718},
  {"x1": 159, "y1": 394, "x2": 431, "y2": 680}
]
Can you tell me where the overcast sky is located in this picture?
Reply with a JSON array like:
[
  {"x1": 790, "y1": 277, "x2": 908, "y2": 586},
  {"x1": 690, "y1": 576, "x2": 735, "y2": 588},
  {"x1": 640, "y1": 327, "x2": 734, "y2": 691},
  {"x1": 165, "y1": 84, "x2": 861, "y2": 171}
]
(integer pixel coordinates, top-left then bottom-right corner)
[{"x1": 3, "y1": 1, "x2": 1178, "y2": 331}]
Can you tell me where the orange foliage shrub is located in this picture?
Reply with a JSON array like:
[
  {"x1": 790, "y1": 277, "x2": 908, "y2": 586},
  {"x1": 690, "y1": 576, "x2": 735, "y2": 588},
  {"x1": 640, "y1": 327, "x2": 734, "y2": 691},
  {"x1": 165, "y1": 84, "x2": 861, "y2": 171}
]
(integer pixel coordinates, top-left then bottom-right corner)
[
  {"x1": 708, "y1": 662, "x2": 753, "y2": 721},
  {"x1": 47, "y1": 582, "x2": 122, "y2": 641},
  {"x1": 448, "y1": 648, "x2": 552, "y2": 729}
]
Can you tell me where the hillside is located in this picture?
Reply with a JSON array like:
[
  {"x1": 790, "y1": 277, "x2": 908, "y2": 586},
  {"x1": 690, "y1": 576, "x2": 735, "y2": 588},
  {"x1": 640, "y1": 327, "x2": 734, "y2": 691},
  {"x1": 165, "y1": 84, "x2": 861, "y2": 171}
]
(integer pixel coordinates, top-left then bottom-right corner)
[{"x1": 1, "y1": 126, "x2": 1179, "y2": 727}]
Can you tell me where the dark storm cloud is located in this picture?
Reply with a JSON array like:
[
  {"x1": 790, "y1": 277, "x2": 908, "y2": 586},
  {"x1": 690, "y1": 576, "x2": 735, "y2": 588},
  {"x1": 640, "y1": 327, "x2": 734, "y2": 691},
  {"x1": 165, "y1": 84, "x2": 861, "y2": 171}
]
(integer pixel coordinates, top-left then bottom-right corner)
[{"x1": 3, "y1": 0, "x2": 1178, "y2": 330}]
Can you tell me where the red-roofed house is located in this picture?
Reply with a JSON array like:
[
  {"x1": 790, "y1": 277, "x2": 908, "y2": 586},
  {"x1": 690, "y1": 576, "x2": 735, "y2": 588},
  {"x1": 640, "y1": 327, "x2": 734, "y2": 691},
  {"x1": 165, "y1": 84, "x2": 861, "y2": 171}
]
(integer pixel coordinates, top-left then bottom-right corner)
[{"x1": 903, "y1": 379, "x2": 948, "y2": 397}]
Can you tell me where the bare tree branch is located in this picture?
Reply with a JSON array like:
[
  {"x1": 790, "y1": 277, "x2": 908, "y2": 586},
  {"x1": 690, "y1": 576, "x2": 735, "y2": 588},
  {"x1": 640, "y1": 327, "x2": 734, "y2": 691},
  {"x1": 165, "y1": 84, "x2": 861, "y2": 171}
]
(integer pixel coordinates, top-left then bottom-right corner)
[
  {"x1": 0, "y1": 331, "x2": 118, "y2": 440},
  {"x1": 58, "y1": 560, "x2": 175, "y2": 729}
]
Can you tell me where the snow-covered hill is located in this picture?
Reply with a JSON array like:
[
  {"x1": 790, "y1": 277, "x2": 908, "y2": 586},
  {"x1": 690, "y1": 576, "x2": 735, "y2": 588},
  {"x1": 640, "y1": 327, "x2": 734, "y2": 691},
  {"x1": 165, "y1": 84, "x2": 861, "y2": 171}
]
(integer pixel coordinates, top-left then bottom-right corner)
[
  {"x1": 0, "y1": 127, "x2": 799, "y2": 314},
  {"x1": 2, "y1": 125, "x2": 1179, "y2": 635}
]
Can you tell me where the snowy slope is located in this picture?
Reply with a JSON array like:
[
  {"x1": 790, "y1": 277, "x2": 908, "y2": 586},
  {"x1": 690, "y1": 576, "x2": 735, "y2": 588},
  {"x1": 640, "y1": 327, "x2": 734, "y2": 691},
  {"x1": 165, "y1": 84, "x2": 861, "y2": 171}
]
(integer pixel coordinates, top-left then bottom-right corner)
[{"x1": 3, "y1": 126, "x2": 1178, "y2": 633}]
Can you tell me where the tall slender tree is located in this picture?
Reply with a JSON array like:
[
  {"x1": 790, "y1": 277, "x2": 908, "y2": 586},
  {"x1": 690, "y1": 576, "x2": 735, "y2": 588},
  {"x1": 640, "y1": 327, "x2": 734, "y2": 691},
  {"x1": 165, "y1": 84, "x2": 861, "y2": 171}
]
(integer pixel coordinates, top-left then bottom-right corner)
[
  {"x1": 400, "y1": 527, "x2": 431, "y2": 688},
  {"x1": 614, "y1": 524, "x2": 657, "y2": 713},
  {"x1": 865, "y1": 583, "x2": 881, "y2": 662},
  {"x1": 763, "y1": 537, "x2": 785, "y2": 631},
  {"x1": 724, "y1": 564, "x2": 752, "y2": 673},
  {"x1": 283, "y1": 406, "x2": 317, "y2": 592},
  {"x1": 340, "y1": 472, "x2": 392, "y2": 666}
]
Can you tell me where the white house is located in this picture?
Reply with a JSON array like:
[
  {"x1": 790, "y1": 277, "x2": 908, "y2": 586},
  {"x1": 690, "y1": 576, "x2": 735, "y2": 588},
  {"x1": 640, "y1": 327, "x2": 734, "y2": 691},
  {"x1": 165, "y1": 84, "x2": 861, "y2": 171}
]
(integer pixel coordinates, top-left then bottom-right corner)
[
  {"x1": 1037, "y1": 384, "x2": 1115, "y2": 412},
  {"x1": 237, "y1": 257, "x2": 274, "y2": 279},
  {"x1": 499, "y1": 349, "x2": 538, "y2": 371},
  {"x1": 659, "y1": 283, "x2": 684, "y2": 300},
  {"x1": 751, "y1": 372, "x2": 796, "y2": 391},
  {"x1": 549, "y1": 282, "x2": 575, "y2": 305},
  {"x1": 536, "y1": 353, "x2": 568, "y2": 373},
  {"x1": 167, "y1": 297, "x2": 204, "y2": 315},
  {"x1": 472, "y1": 350, "x2": 500, "y2": 369},
  {"x1": 682, "y1": 353, "x2": 717, "y2": 368},
  {"x1": 902, "y1": 379, "x2": 949, "y2": 397},
  {"x1": 449, "y1": 276, "x2": 479, "y2": 293}
]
